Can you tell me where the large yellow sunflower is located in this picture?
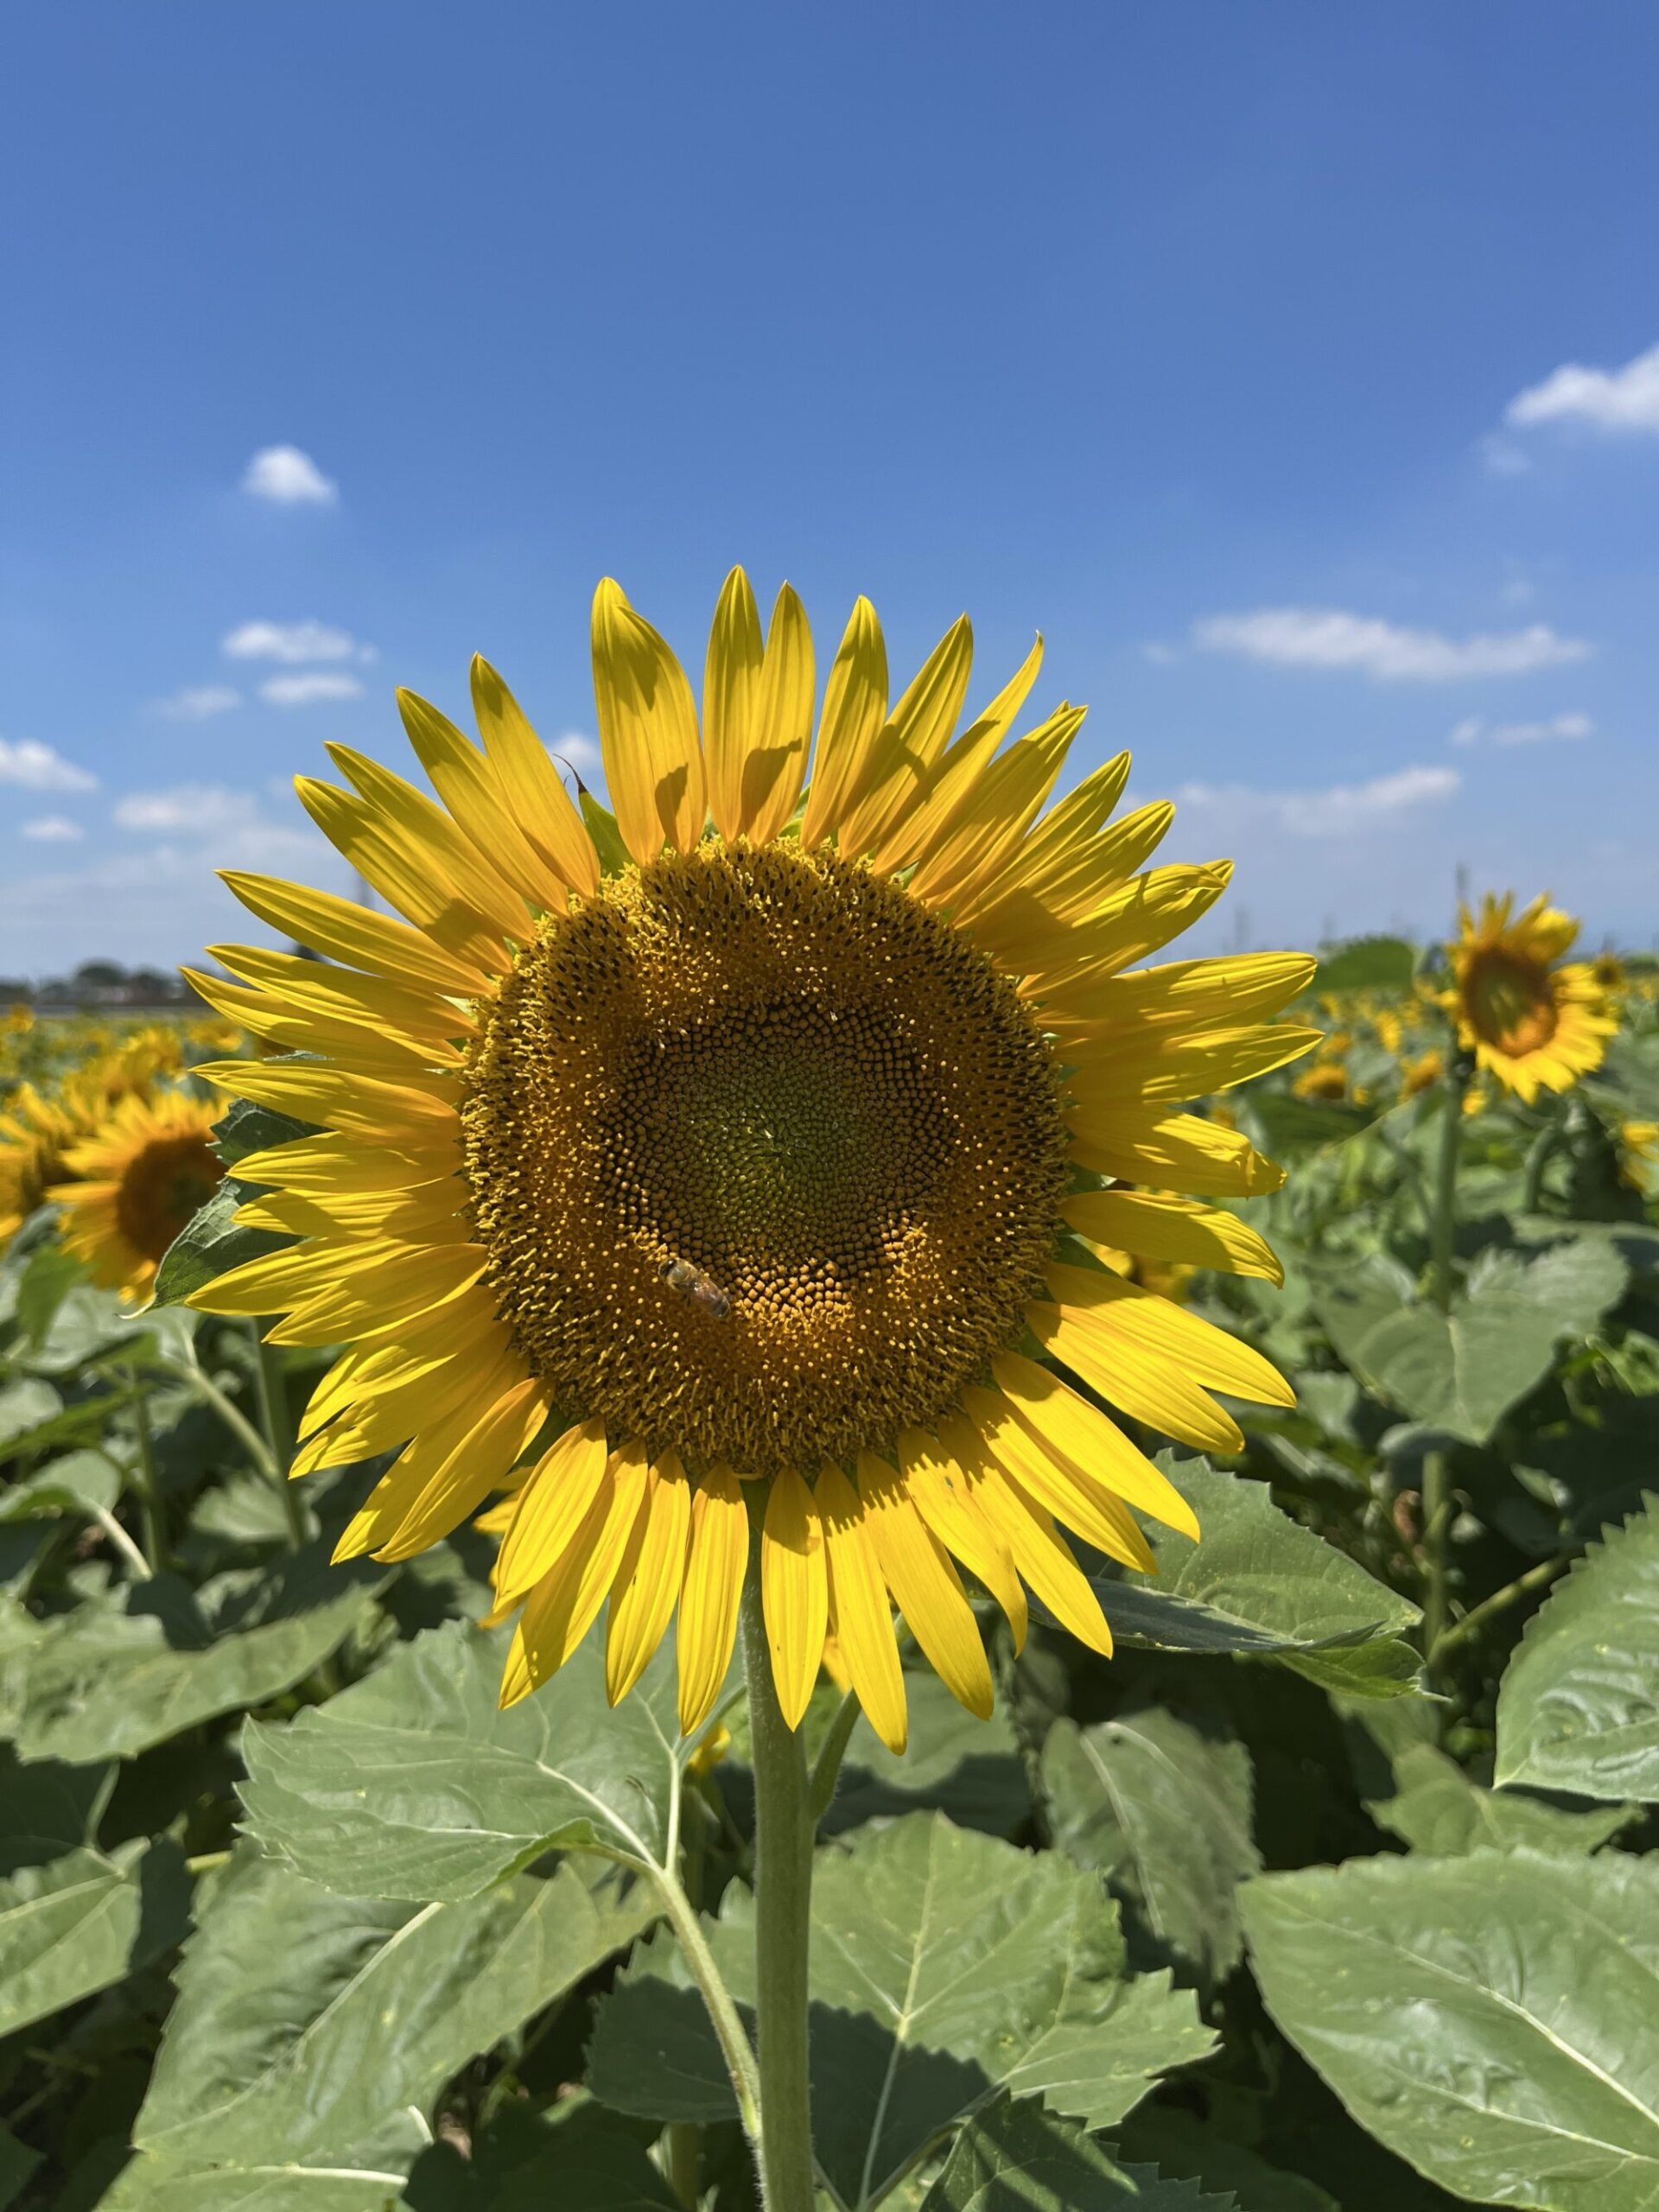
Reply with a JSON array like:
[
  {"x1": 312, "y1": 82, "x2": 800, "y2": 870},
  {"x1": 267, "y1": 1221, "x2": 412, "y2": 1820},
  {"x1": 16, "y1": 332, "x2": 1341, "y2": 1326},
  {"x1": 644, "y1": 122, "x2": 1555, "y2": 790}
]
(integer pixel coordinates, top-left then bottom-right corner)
[
  {"x1": 185, "y1": 571, "x2": 1315, "y2": 1751},
  {"x1": 50, "y1": 1089, "x2": 224, "y2": 1299},
  {"x1": 1448, "y1": 892, "x2": 1615, "y2": 1103}
]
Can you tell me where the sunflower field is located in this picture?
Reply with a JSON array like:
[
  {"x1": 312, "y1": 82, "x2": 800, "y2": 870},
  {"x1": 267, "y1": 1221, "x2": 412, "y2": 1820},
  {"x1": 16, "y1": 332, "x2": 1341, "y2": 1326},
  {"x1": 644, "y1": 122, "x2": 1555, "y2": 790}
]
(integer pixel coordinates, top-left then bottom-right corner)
[{"x1": 3, "y1": 625, "x2": 1659, "y2": 2212}]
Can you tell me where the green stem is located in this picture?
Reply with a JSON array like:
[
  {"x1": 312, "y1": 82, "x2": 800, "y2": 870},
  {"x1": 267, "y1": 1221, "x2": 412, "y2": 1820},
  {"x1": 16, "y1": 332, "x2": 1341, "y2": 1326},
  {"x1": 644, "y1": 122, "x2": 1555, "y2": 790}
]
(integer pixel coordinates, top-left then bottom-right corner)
[
  {"x1": 650, "y1": 1860, "x2": 761, "y2": 2145},
  {"x1": 246, "y1": 1321, "x2": 308, "y2": 1549},
  {"x1": 91, "y1": 1503, "x2": 152, "y2": 1581},
  {"x1": 741, "y1": 1573, "x2": 817, "y2": 2212},
  {"x1": 168, "y1": 1359, "x2": 282, "y2": 1486},
  {"x1": 1521, "y1": 1107, "x2": 1565, "y2": 1215},
  {"x1": 1431, "y1": 1549, "x2": 1573, "y2": 1662},
  {"x1": 125, "y1": 1368, "x2": 168, "y2": 1574},
  {"x1": 1423, "y1": 1062, "x2": 1468, "y2": 1676}
]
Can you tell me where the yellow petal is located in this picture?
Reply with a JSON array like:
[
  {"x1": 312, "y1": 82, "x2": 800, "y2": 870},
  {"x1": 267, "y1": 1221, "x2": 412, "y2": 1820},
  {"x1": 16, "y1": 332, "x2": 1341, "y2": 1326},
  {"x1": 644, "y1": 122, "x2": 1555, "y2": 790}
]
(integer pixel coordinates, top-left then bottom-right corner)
[
  {"x1": 760, "y1": 1468, "x2": 827, "y2": 1730},
  {"x1": 471, "y1": 657, "x2": 600, "y2": 898},
  {"x1": 1062, "y1": 1189, "x2": 1282, "y2": 1286},
  {"x1": 955, "y1": 750, "x2": 1133, "y2": 925},
  {"x1": 396, "y1": 689, "x2": 566, "y2": 914},
  {"x1": 1027, "y1": 1298, "x2": 1244, "y2": 1456},
  {"x1": 742, "y1": 583, "x2": 816, "y2": 844},
  {"x1": 1045, "y1": 952, "x2": 1318, "y2": 1041},
  {"x1": 677, "y1": 1464, "x2": 748, "y2": 1734},
  {"x1": 897, "y1": 1428, "x2": 1027, "y2": 1649},
  {"x1": 907, "y1": 707, "x2": 1080, "y2": 909},
  {"x1": 963, "y1": 1383, "x2": 1155, "y2": 1571},
  {"x1": 295, "y1": 778, "x2": 512, "y2": 974},
  {"x1": 1064, "y1": 1024, "x2": 1323, "y2": 1107},
  {"x1": 957, "y1": 1448, "x2": 1114, "y2": 1658},
  {"x1": 502, "y1": 1441, "x2": 652, "y2": 1704},
  {"x1": 817, "y1": 1464, "x2": 906, "y2": 1754},
  {"x1": 1016, "y1": 863, "x2": 1233, "y2": 994},
  {"x1": 964, "y1": 799, "x2": 1177, "y2": 956},
  {"x1": 1046, "y1": 1263, "x2": 1296, "y2": 1409},
  {"x1": 606, "y1": 1452, "x2": 693, "y2": 1705},
  {"x1": 219, "y1": 872, "x2": 488, "y2": 996},
  {"x1": 702, "y1": 566, "x2": 765, "y2": 842},
  {"x1": 1065, "y1": 1106, "x2": 1286, "y2": 1197},
  {"x1": 799, "y1": 597, "x2": 888, "y2": 849},
  {"x1": 856, "y1": 1453, "x2": 994, "y2": 1719},
  {"x1": 377, "y1": 1375, "x2": 547, "y2": 1561},
  {"x1": 835, "y1": 615, "x2": 973, "y2": 859},
  {"x1": 493, "y1": 1418, "x2": 612, "y2": 1608},
  {"x1": 207, "y1": 943, "x2": 474, "y2": 1044},
  {"x1": 591, "y1": 578, "x2": 705, "y2": 862},
  {"x1": 867, "y1": 634, "x2": 1044, "y2": 878},
  {"x1": 191, "y1": 1059, "x2": 458, "y2": 1142}
]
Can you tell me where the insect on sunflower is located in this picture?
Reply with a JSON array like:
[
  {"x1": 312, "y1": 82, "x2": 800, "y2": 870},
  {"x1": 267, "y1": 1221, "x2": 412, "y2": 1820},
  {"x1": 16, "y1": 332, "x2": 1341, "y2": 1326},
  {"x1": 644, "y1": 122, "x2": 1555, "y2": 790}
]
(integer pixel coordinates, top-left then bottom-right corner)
[
  {"x1": 187, "y1": 571, "x2": 1317, "y2": 1751},
  {"x1": 1448, "y1": 891, "x2": 1616, "y2": 1103}
]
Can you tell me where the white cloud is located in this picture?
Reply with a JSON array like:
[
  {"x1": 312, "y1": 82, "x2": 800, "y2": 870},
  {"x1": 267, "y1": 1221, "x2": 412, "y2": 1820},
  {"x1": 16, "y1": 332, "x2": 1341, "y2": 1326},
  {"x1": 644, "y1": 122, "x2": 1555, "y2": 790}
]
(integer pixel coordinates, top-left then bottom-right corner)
[
  {"x1": 1450, "y1": 711, "x2": 1593, "y2": 749},
  {"x1": 1480, "y1": 435, "x2": 1535, "y2": 478},
  {"x1": 149, "y1": 683, "x2": 242, "y2": 721},
  {"x1": 259, "y1": 672, "x2": 366, "y2": 707},
  {"x1": 1192, "y1": 607, "x2": 1592, "y2": 681},
  {"x1": 0, "y1": 738, "x2": 99, "y2": 792},
  {"x1": 550, "y1": 728, "x2": 602, "y2": 779},
  {"x1": 1506, "y1": 342, "x2": 1659, "y2": 434},
  {"x1": 22, "y1": 816, "x2": 83, "y2": 842},
  {"x1": 222, "y1": 620, "x2": 370, "y2": 664},
  {"x1": 242, "y1": 444, "x2": 339, "y2": 505},
  {"x1": 114, "y1": 784, "x2": 263, "y2": 835},
  {"x1": 1141, "y1": 641, "x2": 1179, "y2": 667},
  {"x1": 1177, "y1": 763, "x2": 1460, "y2": 838}
]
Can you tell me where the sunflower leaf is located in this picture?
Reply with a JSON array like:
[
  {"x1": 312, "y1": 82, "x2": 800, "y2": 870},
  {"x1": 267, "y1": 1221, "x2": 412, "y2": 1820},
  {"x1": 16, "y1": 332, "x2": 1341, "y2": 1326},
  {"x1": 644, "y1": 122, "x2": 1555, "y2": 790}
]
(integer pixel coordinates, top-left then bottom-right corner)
[
  {"x1": 917, "y1": 2096, "x2": 1237, "y2": 2211},
  {"x1": 586, "y1": 1809, "x2": 1213, "y2": 2209},
  {"x1": 1041, "y1": 1708, "x2": 1260, "y2": 1995},
  {"x1": 1240, "y1": 1846, "x2": 1659, "y2": 2210},
  {"x1": 1494, "y1": 1492, "x2": 1659, "y2": 1802},
  {"x1": 0, "y1": 1547, "x2": 385, "y2": 1763},
  {"x1": 1306, "y1": 1239, "x2": 1629, "y2": 1444},
  {"x1": 103, "y1": 1846, "x2": 652, "y2": 2210},
  {"x1": 1367, "y1": 1738, "x2": 1631, "y2": 1855},
  {"x1": 152, "y1": 1179, "x2": 289, "y2": 1308},
  {"x1": 0, "y1": 1838, "x2": 191, "y2": 2038},
  {"x1": 239, "y1": 1621, "x2": 700, "y2": 1898}
]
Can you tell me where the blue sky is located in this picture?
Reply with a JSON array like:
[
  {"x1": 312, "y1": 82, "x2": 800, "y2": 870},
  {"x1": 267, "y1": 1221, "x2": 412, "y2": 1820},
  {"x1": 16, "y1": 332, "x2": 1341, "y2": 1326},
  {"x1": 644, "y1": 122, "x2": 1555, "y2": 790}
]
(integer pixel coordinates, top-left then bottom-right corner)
[{"x1": 3, "y1": 3, "x2": 1656, "y2": 978}]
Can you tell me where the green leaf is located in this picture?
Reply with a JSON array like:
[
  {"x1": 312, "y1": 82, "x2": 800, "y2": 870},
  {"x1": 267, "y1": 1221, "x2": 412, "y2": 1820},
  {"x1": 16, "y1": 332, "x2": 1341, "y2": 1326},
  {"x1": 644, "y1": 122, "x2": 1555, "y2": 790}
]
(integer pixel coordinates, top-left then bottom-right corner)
[
  {"x1": 106, "y1": 1847, "x2": 652, "y2": 2210},
  {"x1": 1308, "y1": 1241, "x2": 1629, "y2": 1445},
  {"x1": 153, "y1": 1180, "x2": 289, "y2": 1307},
  {"x1": 1084, "y1": 1462, "x2": 1421, "y2": 1698},
  {"x1": 1494, "y1": 1493, "x2": 1659, "y2": 1802},
  {"x1": 588, "y1": 1810, "x2": 1213, "y2": 2209},
  {"x1": 918, "y1": 2097, "x2": 1236, "y2": 2211},
  {"x1": 401, "y1": 2101, "x2": 680, "y2": 2212},
  {"x1": 0, "y1": 1838, "x2": 191, "y2": 2036},
  {"x1": 0, "y1": 1375, "x2": 63, "y2": 1446},
  {"x1": 0, "y1": 1743, "x2": 112, "y2": 1873},
  {"x1": 0, "y1": 2126, "x2": 42, "y2": 2212},
  {"x1": 1115, "y1": 2110, "x2": 1338, "y2": 2212},
  {"x1": 212, "y1": 1094, "x2": 320, "y2": 1171},
  {"x1": 0, "y1": 1544, "x2": 385, "y2": 1762},
  {"x1": 1042, "y1": 1708, "x2": 1259, "y2": 1993},
  {"x1": 1370, "y1": 1740, "x2": 1630, "y2": 1856},
  {"x1": 240, "y1": 1622, "x2": 701, "y2": 1900},
  {"x1": 580, "y1": 787, "x2": 632, "y2": 877},
  {"x1": 1241, "y1": 1847, "x2": 1659, "y2": 2209},
  {"x1": 0, "y1": 1447, "x2": 119, "y2": 1522},
  {"x1": 1313, "y1": 935, "x2": 1417, "y2": 995},
  {"x1": 1249, "y1": 1092, "x2": 1376, "y2": 1157},
  {"x1": 826, "y1": 1672, "x2": 1030, "y2": 1838}
]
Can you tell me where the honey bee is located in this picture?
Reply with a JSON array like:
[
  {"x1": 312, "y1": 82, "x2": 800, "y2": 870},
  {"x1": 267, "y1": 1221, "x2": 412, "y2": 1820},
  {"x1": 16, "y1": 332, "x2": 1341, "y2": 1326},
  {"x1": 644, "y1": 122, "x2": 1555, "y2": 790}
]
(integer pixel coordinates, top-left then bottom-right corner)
[{"x1": 659, "y1": 1255, "x2": 733, "y2": 1321}]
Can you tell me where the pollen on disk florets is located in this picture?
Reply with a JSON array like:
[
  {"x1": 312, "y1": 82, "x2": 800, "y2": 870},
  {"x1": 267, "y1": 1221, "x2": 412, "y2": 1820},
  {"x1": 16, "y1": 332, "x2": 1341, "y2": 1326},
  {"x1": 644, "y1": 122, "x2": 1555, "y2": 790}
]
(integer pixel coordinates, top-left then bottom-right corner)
[{"x1": 460, "y1": 838, "x2": 1069, "y2": 1477}]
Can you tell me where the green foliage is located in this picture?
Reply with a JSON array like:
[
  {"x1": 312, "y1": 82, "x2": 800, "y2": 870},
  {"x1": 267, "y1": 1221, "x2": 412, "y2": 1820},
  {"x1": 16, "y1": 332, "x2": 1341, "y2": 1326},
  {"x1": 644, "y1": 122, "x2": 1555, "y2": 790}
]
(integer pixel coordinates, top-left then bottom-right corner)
[
  {"x1": 1313, "y1": 935, "x2": 1417, "y2": 995},
  {"x1": 918, "y1": 2098, "x2": 1234, "y2": 2211},
  {"x1": 1494, "y1": 1493, "x2": 1659, "y2": 1801},
  {"x1": 0, "y1": 1840, "x2": 190, "y2": 2037}
]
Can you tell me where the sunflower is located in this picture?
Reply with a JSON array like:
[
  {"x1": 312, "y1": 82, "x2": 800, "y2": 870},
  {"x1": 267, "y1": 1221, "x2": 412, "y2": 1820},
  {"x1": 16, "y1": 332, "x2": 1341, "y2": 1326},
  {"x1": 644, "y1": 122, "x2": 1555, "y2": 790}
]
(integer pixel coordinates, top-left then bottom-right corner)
[
  {"x1": 0, "y1": 1082, "x2": 99, "y2": 1243},
  {"x1": 185, "y1": 571, "x2": 1314, "y2": 1751},
  {"x1": 50, "y1": 1089, "x2": 224, "y2": 1298},
  {"x1": 1448, "y1": 893, "x2": 1615, "y2": 1103},
  {"x1": 1399, "y1": 1046, "x2": 1442, "y2": 1100},
  {"x1": 1293, "y1": 1059, "x2": 1350, "y2": 1103}
]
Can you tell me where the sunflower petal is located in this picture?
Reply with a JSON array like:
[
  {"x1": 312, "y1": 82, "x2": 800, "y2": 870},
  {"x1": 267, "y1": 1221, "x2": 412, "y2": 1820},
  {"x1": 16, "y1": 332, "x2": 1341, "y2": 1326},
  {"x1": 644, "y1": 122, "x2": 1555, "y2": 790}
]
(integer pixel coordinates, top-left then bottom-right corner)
[
  {"x1": 677, "y1": 1465, "x2": 747, "y2": 1734},
  {"x1": 760, "y1": 1468, "x2": 828, "y2": 1729},
  {"x1": 817, "y1": 1464, "x2": 906, "y2": 1753},
  {"x1": 856, "y1": 1453, "x2": 994, "y2": 1719},
  {"x1": 606, "y1": 1452, "x2": 693, "y2": 1705},
  {"x1": 471, "y1": 657, "x2": 601, "y2": 897},
  {"x1": 592, "y1": 578, "x2": 705, "y2": 862},
  {"x1": 800, "y1": 597, "x2": 888, "y2": 849}
]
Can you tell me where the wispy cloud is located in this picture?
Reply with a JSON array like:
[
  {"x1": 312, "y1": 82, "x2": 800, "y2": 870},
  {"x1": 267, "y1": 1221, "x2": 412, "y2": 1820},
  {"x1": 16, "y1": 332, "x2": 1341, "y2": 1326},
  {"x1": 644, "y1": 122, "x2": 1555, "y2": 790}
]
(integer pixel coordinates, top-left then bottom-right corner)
[
  {"x1": 114, "y1": 784, "x2": 263, "y2": 834},
  {"x1": 149, "y1": 683, "x2": 242, "y2": 721},
  {"x1": 1505, "y1": 342, "x2": 1659, "y2": 435},
  {"x1": 242, "y1": 444, "x2": 339, "y2": 505},
  {"x1": 259, "y1": 672, "x2": 366, "y2": 708},
  {"x1": 222, "y1": 620, "x2": 371, "y2": 664},
  {"x1": 1177, "y1": 763, "x2": 1460, "y2": 837},
  {"x1": 21, "y1": 816, "x2": 84, "y2": 842},
  {"x1": 1192, "y1": 607, "x2": 1591, "y2": 681},
  {"x1": 0, "y1": 738, "x2": 99, "y2": 792},
  {"x1": 1450, "y1": 711, "x2": 1593, "y2": 749}
]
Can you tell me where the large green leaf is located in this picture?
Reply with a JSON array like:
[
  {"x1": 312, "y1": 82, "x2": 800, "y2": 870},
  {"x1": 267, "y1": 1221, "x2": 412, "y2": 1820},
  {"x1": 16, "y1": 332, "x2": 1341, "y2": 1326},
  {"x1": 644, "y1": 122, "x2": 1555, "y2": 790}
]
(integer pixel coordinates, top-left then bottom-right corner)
[
  {"x1": 0, "y1": 1545, "x2": 385, "y2": 1762},
  {"x1": 1494, "y1": 1494, "x2": 1659, "y2": 1802},
  {"x1": 0, "y1": 1744, "x2": 112, "y2": 1873},
  {"x1": 0, "y1": 1447, "x2": 119, "y2": 1522},
  {"x1": 399, "y1": 2102, "x2": 680, "y2": 2212},
  {"x1": 588, "y1": 1810, "x2": 1212, "y2": 2210},
  {"x1": 0, "y1": 1838, "x2": 190, "y2": 2036},
  {"x1": 1115, "y1": 2110, "x2": 1337, "y2": 2212},
  {"x1": 1313, "y1": 936, "x2": 1417, "y2": 996},
  {"x1": 1042, "y1": 1709, "x2": 1259, "y2": 1993},
  {"x1": 240, "y1": 1622, "x2": 702, "y2": 1899},
  {"x1": 918, "y1": 2097, "x2": 1235, "y2": 2211},
  {"x1": 1370, "y1": 1740, "x2": 1630, "y2": 1856},
  {"x1": 1309, "y1": 1242, "x2": 1628, "y2": 1444},
  {"x1": 1083, "y1": 1462, "x2": 1421, "y2": 1696},
  {"x1": 0, "y1": 2126, "x2": 41, "y2": 2212},
  {"x1": 105, "y1": 1847, "x2": 652, "y2": 2209},
  {"x1": 1241, "y1": 1847, "x2": 1659, "y2": 2209},
  {"x1": 152, "y1": 1180, "x2": 289, "y2": 1308}
]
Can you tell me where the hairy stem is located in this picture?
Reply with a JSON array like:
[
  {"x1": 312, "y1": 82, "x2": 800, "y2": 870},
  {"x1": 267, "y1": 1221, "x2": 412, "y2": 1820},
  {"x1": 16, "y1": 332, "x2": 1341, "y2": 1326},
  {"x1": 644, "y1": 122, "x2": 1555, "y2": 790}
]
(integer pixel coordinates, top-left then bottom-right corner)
[{"x1": 741, "y1": 1573, "x2": 817, "y2": 2212}]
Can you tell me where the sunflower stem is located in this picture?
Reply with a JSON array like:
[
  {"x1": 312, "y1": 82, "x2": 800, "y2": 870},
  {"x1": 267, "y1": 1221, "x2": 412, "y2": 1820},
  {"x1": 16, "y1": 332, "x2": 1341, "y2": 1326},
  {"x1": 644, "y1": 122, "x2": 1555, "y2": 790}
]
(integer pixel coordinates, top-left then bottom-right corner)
[
  {"x1": 1521, "y1": 1105, "x2": 1565, "y2": 1215},
  {"x1": 1423, "y1": 1061, "x2": 1468, "y2": 1677},
  {"x1": 245, "y1": 1320, "x2": 309, "y2": 1551},
  {"x1": 741, "y1": 1573, "x2": 817, "y2": 2212}
]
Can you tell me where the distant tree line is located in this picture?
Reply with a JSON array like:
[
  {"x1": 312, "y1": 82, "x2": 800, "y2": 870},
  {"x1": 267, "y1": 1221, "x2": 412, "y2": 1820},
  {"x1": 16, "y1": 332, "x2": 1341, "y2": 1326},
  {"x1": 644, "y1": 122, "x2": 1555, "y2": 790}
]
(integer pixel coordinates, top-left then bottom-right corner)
[{"x1": 0, "y1": 960, "x2": 194, "y2": 1009}]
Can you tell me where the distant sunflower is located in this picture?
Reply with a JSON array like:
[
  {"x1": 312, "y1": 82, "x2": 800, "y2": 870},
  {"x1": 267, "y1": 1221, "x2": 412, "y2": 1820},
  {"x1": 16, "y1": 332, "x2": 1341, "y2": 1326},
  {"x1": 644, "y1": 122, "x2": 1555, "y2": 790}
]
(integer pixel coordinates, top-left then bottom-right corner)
[
  {"x1": 50, "y1": 1090, "x2": 223, "y2": 1298},
  {"x1": 1399, "y1": 1046, "x2": 1442, "y2": 1100},
  {"x1": 1294, "y1": 1060, "x2": 1349, "y2": 1103},
  {"x1": 1448, "y1": 893, "x2": 1614, "y2": 1103},
  {"x1": 187, "y1": 570, "x2": 1314, "y2": 1751},
  {"x1": 0, "y1": 1083, "x2": 99, "y2": 1243}
]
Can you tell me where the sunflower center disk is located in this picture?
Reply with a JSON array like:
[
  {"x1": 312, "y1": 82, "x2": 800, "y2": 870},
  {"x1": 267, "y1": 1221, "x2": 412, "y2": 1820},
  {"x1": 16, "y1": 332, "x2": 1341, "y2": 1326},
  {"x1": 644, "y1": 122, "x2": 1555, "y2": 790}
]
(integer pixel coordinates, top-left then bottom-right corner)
[
  {"x1": 116, "y1": 1135, "x2": 223, "y2": 1263},
  {"x1": 1468, "y1": 949, "x2": 1557, "y2": 1055},
  {"x1": 461, "y1": 841, "x2": 1069, "y2": 1477}
]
